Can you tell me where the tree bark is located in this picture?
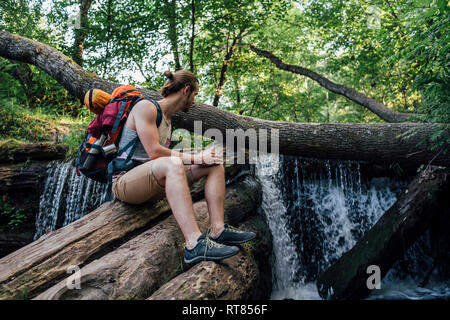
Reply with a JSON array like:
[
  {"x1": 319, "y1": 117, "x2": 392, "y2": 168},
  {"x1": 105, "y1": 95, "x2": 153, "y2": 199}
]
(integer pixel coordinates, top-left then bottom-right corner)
[
  {"x1": 316, "y1": 167, "x2": 450, "y2": 300},
  {"x1": 73, "y1": 0, "x2": 93, "y2": 67},
  {"x1": 0, "y1": 31, "x2": 448, "y2": 167},
  {"x1": 33, "y1": 176, "x2": 261, "y2": 300},
  {"x1": 249, "y1": 44, "x2": 415, "y2": 123},
  {"x1": 148, "y1": 215, "x2": 272, "y2": 300},
  {"x1": 213, "y1": 29, "x2": 244, "y2": 107},
  {"x1": 189, "y1": 0, "x2": 196, "y2": 73},
  {"x1": 164, "y1": 0, "x2": 181, "y2": 71}
]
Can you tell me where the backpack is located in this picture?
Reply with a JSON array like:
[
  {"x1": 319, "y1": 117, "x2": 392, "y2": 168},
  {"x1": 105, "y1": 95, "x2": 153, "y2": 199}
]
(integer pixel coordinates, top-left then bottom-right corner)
[{"x1": 75, "y1": 85, "x2": 163, "y2": 200}]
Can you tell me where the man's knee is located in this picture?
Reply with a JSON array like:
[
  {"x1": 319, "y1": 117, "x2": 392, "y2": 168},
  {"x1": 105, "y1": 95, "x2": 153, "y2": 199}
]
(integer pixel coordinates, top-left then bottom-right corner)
[{"x1": 167, "y1": 157, "x2": 185, "y2": 176}]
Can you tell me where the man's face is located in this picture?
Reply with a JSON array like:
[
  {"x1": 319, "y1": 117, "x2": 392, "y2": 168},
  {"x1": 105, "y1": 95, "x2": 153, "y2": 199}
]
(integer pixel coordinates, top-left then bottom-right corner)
[{"x1": 182, "y1": 85, "x2": 199, "y2": 113}]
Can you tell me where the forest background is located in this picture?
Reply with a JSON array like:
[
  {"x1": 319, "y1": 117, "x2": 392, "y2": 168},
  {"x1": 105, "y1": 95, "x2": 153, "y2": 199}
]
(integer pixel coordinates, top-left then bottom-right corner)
[{"x1": 0, "y1": 0, "x2": 448, "y2": 155}]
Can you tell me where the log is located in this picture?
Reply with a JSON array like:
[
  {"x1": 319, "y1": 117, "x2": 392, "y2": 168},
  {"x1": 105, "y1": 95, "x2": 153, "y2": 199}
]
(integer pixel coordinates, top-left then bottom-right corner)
[
  {"x1": 0, "y1": 142, "x2": 67, "y2": 164},
  {"x1": 147, "y1": 216, "x2": 272, "y2": 300},
  {"x1": 0, "y1": 173, "x2": 212, "y2": 299},
  {"x1": 316, "y1": 167, "x2": 450, "y2": 300},
  {"x1": 1, "y1": 31, "x2": 449, "y2": 167},
  {"x1": 33, "y1": 176, "x2": 261, "y2": 300}
]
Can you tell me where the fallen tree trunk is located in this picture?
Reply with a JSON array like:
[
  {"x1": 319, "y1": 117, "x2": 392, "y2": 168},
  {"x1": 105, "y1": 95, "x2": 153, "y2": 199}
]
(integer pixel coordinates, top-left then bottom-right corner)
[
  {"x1": 1, "y1": 31, "x2": 449, "y2": 167},
  {"x1": 316, "y1": 166, "x2": 450, "y2": 300},
  {"x1": 34, "y1": 176, "x2": 261, "y2": 300},
  {"x1": 148, "y1": 216, "x2": 272, "y2": 300},
  {"x1": 0, "y1": 175, "x2": 210, "y2": 299}
]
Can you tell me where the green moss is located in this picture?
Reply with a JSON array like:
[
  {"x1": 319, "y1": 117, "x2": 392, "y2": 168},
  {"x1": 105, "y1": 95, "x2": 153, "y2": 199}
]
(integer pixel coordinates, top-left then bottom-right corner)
[{"x1": 0, "y1": 199, "x2": 27, "y2": 232}]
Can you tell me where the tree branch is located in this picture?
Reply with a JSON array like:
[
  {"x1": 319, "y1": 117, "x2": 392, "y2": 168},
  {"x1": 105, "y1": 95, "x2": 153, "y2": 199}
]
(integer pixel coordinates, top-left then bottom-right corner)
[{"x1": 248, "y1": 44, "x2": 416, "y2": 123}]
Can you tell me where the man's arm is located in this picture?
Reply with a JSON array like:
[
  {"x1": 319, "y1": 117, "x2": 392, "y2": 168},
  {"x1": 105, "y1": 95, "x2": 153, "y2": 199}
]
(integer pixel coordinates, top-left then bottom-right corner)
[{"x1": 134, "y1": 100, "x2": 221, "y2": 164}]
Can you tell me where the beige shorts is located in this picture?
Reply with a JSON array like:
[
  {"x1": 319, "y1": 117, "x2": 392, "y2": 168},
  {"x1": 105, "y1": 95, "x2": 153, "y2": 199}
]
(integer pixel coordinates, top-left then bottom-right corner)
[{"x1": 112, "y1": 160, "x2": 194, "y2": 204}]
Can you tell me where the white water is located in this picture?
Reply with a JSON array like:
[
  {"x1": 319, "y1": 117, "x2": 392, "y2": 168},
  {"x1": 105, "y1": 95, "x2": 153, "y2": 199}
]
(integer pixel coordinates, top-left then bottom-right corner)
[
  {"x1": 255, "y1": 153, "x2": 448, "y2": 300},
  {"x1": 256, "y1": 154, "x2": 306, "y2": 298},
  {"x1": 34, "y1": 161, "x2": 108, "y2": 240}
]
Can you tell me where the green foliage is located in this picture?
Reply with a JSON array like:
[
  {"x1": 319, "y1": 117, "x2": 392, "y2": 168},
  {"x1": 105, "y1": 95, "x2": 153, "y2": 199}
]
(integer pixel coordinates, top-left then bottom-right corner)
[
  {"x1": 0, "y1": 0, "x2": 448, "y2": 157},
  {"x1": 0, "y1": 98, "x2": 88, "y2": 146},
  {"x1": 0, "y1": 99, "x2": 53, "y2": 142},
  {"x1": 0, "y1": 199, "x2": 27, "y2": 232},
  {"x1": 398, "y1": 0, "x2": 449, "y2": 153},
  {"x1": 61, "y1": 123, "x2": 90, "y2": 159}
]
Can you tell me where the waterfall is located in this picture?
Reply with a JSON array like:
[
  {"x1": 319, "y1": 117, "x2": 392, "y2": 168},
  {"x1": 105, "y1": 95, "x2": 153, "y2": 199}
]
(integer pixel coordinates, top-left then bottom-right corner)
[
  {"x1": 32, "y1": 155, "x2": 449, "y2": 299},
  {"x1": 256, "y1": 153, "x2": 449, "y2": 300},
  {"x1": 34, "y1": 160, "x2": 108, "y2": 240}
]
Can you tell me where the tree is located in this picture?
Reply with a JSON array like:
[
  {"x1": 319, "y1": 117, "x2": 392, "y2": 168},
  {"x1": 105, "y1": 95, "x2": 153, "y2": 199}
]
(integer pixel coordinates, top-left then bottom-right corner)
[
  {"x1": 192, "y1": 0, "x2": 290, "y2": 107},
  {"x1": 72, "y1": 0, "x2": 94, "y2": 67},
  {"x1": 0, "y1": 30, "x2": 449, "y2": 168},
  {"x1": 162, "y1": 0, "x2": 182, "y2": 71}
]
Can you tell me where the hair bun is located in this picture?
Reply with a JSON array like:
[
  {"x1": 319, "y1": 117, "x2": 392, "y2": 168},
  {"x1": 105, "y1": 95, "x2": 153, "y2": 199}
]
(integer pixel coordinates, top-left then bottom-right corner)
[{"x1": 164, "y1": 70, "x2": 174, "y2": 80}]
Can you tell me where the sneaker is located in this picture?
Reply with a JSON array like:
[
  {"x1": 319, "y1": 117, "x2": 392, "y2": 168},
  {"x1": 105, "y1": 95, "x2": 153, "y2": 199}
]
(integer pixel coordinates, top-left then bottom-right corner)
[
  {"x1": 184, "y1": 232, "x2": 239, "y2": 264},
  {"x1": 210, "y1": 223, "x2": 256, "y2": 245}
]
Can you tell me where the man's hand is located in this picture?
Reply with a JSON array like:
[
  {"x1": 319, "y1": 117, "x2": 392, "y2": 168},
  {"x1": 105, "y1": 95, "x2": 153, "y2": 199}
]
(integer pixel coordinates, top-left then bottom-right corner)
[{"x1": 197, "y1": 149, "x2": 223, "y2": 166}]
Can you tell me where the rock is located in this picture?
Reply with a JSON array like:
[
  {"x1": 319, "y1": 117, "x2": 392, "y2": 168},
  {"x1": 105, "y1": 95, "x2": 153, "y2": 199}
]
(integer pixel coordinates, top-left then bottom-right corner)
[
  {"x1": 0, "y1": 232, "x2": 34, "y2": 258},
  {"x1": 0, "y1": 161, "x2": 50, "y2": 257},
  {"x1": 0, "y1": 142, "x2": 67, "y2": 164}
]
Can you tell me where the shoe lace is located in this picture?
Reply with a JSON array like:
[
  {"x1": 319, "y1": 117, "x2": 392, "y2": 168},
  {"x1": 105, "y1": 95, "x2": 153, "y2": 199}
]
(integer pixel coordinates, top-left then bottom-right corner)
[{"x1": 203, "y1": 229, "x2": 224, "y2": 260}]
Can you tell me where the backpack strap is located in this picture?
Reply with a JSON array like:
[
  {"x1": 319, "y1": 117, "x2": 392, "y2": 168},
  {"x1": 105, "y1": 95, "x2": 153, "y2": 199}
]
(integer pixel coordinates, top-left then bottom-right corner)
[
  {"x1": 111, "y1": 100, "x2": 127, "y2": 134},
  {"x1": 119, "y1": 89, "x2": 138, "y2": 96},
  {"x1": 105, "y1": 136, "x2": 140, "y2": 201},
  {"x1": 133, "y1": 97, "x2": 163, "y2": 127},
  {"x1": 88, "y1": 89, "x2": 94, "y2": 110}
]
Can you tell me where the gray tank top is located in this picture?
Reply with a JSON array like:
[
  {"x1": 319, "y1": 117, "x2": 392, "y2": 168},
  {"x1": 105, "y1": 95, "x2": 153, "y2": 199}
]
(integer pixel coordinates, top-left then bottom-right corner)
[{"x1": 117, "y1": 116, "x2": 172, "y2": 162}]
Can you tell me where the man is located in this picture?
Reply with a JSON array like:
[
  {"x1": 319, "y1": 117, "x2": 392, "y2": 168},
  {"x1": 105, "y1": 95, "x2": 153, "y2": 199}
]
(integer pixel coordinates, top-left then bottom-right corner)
[{"x1": 112, "y1": 70, "x2": 255, "y2": 264}]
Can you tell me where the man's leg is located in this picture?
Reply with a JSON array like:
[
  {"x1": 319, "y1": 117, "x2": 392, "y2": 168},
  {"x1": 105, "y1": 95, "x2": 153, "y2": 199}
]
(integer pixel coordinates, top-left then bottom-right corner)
[
  {"x1": 151, "y1": 157, "x2": 202, "y2": 249},
  {"x1": 187, "y1": 163, "x2": 256, "y2": 246},
  {"x1": 187, "y1": 164, "x2": 226, "y2": 238},
  {"x1": 114, "y1": 157, "x2": 239, "y2": 264}
]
